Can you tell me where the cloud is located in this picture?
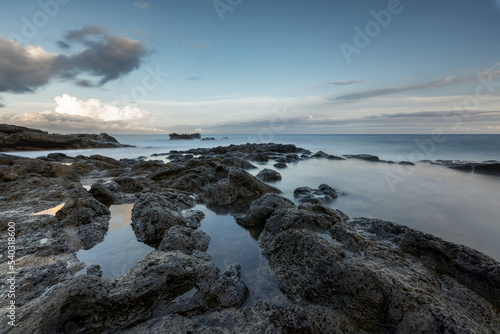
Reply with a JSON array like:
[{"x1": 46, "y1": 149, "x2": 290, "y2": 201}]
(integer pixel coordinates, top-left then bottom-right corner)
[
  {"x1": 54, "y1": 94, "x2": 149, "y2": 121},
  {"x1": 335, "y1": 68, "x2": 500, "y2": 101},
  {"x1": 328, "y1": 80, "x2": 363, "y2": 86},
  {"x1": 133, "y1": 2, "x2": 150, "y2": 10},
  {"x1": 0, "y1": 94, "x2": 155, "y2": 134},
  {"x1": 0, "y1": 27, "x2": 149, "y2": 94}
]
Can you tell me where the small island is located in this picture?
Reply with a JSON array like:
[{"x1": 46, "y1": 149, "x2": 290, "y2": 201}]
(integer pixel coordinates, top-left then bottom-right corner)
[{"x1": 169, "y1": 133, "x2": 201, "y2": 140}]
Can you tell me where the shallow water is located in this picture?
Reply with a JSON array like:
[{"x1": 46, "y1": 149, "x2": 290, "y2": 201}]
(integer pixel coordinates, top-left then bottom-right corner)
[
  {"x1": 193, "y1": 205, "x2": 289, "y2": 306},
  {"x1": 251, "y1": 159, "x2": 500, "y2": 260},
  {"x1": 76, "y1": 204, "x2": 153, "y2": 278}
]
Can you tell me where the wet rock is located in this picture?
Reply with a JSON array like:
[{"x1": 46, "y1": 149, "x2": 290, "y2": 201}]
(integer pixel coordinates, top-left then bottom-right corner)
[
  {"x1": 399, "y1": 161, "x2": 415, "y2": 166},
  {"x1": 86, "y1": 264, "x2": 103, "y2": 277},
  {"x1": 10, "y1": 251, "x2": 248, "y2": 333},
  {"x1": 473, "y1": 163, "x2": 500, "y2": 176},
  {"x1": 258, "y1": 204, "x2": 500, "y2": 333},
  {"x1": 273, "y1": 162, "x2": 287, "y2": 169},
  {"x1": 55, "y1": 195, "x2": 111, "y2": 250},
  {"x1": 343, "y1": 153, "x2": 380, "y2": 161},
  {"x1": 183, "y1": 209, "x2": 205, "y2": 228},
  {"x1": 89, "y1": 182, "x2": 117, "y2": 205},
  {"x1": 114, "y1": 176, "x2": 154, "y2": 193},
  {"x1": 311, "y1": 151, "x2": 329, "y2": 158},
  {"x1": 293, "y1": 184, "x2": 339, "y2": 204},
  {"x1": 131, "y1": 193, "x2": 186, "y2": 246},
  {"x1": 327, "y1": 154, "x2": 345, "y2": 160},
  {"x1": 235, "y1": 194, "x2": 296, "y2": 228},
  {"x1": 246, "y1": 153, "x2": 269, "y2": 162},
  {"x1": 256, "y1": 168, "x2": 282, "y2": 182},
  {"x1": 202, "y1": 137, "x2": 216, "y2": 141},
  {"x1": 202, "y1": 168, "x2": 281, "y2": 206},
  {"x1": 158, "y1": 225, "x2": 210, "y2": 255}
]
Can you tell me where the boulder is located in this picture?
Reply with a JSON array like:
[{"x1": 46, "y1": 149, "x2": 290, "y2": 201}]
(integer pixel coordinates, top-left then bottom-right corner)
[
  {"x1": 235, "y1": 194, "x2": 296, "y2": 228},
  {"x1": 293, "y1": 184, "x2": 339, "y2": 204},
  {"x1": 131, "y1": 193, "x2": 186, "y2": 246},
  {"x1": 256, "y1": 168, "x2": 282, "y2": 182},
  {"x1": 158, "y1": 225, "x2": 210, "y2": 256}
]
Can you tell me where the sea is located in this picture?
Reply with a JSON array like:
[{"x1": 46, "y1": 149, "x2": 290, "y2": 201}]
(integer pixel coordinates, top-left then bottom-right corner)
[{"x1": 11, "y1": 134, "x2": 500, "y2": 294}]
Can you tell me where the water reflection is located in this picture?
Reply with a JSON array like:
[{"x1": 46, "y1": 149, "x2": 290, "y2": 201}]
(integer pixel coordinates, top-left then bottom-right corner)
[
  {"x1": 76, "y1": 204, "x2": 153, "y2": 278},
  {"x1": 194, "y1": 205, "x2": 290, "y2": 306}
]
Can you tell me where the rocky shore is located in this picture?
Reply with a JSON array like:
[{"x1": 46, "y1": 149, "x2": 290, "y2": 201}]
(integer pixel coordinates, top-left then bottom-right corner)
[
  {"x1": 1, "y1": 143, "x2": 500, "y2": 333},
  {"x1": 0, "y1": 124, "x2": 132, "y2": 152}
]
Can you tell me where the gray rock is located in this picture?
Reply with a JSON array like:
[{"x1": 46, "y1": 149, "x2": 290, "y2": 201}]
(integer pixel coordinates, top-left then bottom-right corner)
[
  {"x1": 158, "y1": 225, "x2": 210, "y2": 255},
  {"x1": 182, "y1": 209, "x2": 205, "y2": 228},
  {"x1": 131, "y1": 193, "x2": 186, "y2": 247},
  {"x1": 273, "y1": 162, "x2": 287, "y2": 168},
  {"x1": 235, "y1": 194, "x2": 296, "y2": 228},
  {"x1": 202, "y1": 168, "x2": 281, "y2": 206},
  {"x1": 293, "y1": 184, "x2": 339, "y2": 204},
  {"x1": 258, "y1": 204, "x2": 500, "y2": 333},
  {"x1": 86, "y1": 264, "x2": 103, "y2": 277},
  {"x1": 256, "y1": 168, "x2": 282, "y2": 182}
]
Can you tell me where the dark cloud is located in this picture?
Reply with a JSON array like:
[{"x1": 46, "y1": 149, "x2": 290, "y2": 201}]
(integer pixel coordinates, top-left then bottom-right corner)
[
  {"x1": 328, "y1": 80, "x2": 362, "y2": 86},
  {"x1": 0, "y1": 26, "x2": 149, "y2": 94},
  {"x1": 0, "y1": 36, "x2": 58, "y2": 93}
]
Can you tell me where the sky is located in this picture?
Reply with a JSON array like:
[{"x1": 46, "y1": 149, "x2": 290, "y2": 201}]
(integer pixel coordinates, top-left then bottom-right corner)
[{"x1": 1, "y1": 0, "x2": 500, "y2": 134}]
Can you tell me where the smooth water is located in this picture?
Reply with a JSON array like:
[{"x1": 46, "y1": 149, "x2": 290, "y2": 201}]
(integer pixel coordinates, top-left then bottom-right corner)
[{"x1": 76, "y1": 204, "x2": 153, "y2": 278}]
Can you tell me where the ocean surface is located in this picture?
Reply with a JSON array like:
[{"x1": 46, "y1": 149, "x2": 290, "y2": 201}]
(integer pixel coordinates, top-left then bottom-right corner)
[{"x1": 11, "y1": 134, "x2": 500, "y2": 280}]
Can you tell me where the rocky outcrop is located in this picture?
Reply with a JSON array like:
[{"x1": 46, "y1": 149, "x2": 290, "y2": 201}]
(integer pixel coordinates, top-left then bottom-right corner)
[
  {"x1": 293, "y1": 184, "x2": 339, "y2": 204},
  {"x1": 235, "y1": 194, "x2": 296, "y2": 228},
  {"x1": 344, "y1": 153, "x2": 395, "y2": 163},
  {"x1": 131, "y1": 193, "x2": 186, "y2": 246},
  {"x1": 169, "y1": 133, "x2": 201, "y2": 140},
  {"x1": 258, "y1": 203, "x2": 500, "y2": 333},
  {"x1": 256, "y1": 168, "x2": 282, "y2": 182},
  {"x1": 0, "y1": 124, "x2": 132, "y2": 151},
  {"x1": 201, "y1": 167, "x2": 281, "y2": 206}
]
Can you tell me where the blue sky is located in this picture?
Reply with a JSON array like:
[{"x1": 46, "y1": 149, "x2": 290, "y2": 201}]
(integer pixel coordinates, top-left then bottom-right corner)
[{"x1": 1, "y1": 0, "x2": 500, "y2": 134}]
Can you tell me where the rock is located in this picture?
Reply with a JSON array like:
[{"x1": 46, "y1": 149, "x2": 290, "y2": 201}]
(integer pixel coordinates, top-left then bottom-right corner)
[
  {"x1": 131, "y1": 193, "x2": 186, "y2": 246},
  {"x1": 246, "y1": 153, "x2": 269, "y2": 162},
  {"x1": 183, "y1": 210, "x2": 205, "y2": 228},
  {"x1": 89, "y1": 182, "x2": 117, "y2": 205},
  {"x1": 256, "y1": 168, "x2": 282, "y2": 182},
  {"x1": 474, "y1": 163, "x2": 500, "y2": 176},
  {"x1": 9, "y1": 251, "x2": 248, "y2": 333},
  {"x1": 202, "y1": 137, "x2": 216, "y2": 141},
  {"x1": 169, "y1": 133, "x2": 201, "y2": 140},
  {"x1": 399, "y1": 161, "x2": 415, "y2": 166},
  {"x1": 343, "y1": 153, "x2": 381, "y2": 161},
  {"x1": 55, "y1": 195, "x2": 111, "y2": 250},
  {"x1": 235, "y1": 194, "x2": 296, "y2": 228},
  {"x1": 202, "y1": 168, "x2": 281, "y2": 206},
  {"x1": 0, "y1": 123, "x2": 132, "y2": 151},
  {"x1": 258, "y1": 204, "x2": 500, "y2": 333},
  {"x1": 293, "y1": 184, "x2": 339, "y2": 204},
  {"x1": 86, "y1": 264, "x2": 103, "y2": 277},
  {"x1": 273, "y1": 162, "x2": 287, "y2": 169},
  {"x1": 327, "y1": 155, "x2": 345, "y2": 160},
  {"x1": 311, "y1": 151, "x2": 329, "y2": 158},
  {"x1": 158, "y1": 225, "x2": 210, "y2": 255}
]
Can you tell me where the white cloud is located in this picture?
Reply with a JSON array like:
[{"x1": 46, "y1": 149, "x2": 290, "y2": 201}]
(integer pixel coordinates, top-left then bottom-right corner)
[{"x1": 54, "y1": 94, "x2": 149, "y2": 121}]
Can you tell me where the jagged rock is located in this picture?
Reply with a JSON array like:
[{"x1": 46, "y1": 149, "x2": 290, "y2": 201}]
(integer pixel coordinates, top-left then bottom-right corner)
[
  {"x1": 158, "y1": 225, "x2": 210, "y2": 255},
  {"x1": 0, "y1": 123, "x2": 132, "y2": 151},
  {"x1": 258, "y1": 204, "x2": 500, "y2": 333},
  {"x1": 256, "y1": 168, "x2": 282, "y2": 182},
  {"x1": 131, "y1": 193, "x2": 186, "y2": 246},
  {"x1": 293, "y1": 184, "x2": 339, "y2": 204},
  {"x1": 89, "y1": 182, "x2": 117, "y2": 205},
  {"x1": 9, "y1": 251, "x2": 248, "y2": 333},
  {"x1": 86, "y1": 264, "x2": 103, "y2": 277},
  {"x1": 235, "y1": 194, "x2": 296, "y2": 228},
  {"x1": 327, "y1": 155, "x2": 345, "y2": 160},
  {"x1": 202, "y1": 168, "x2": 281, "y2": 206},
  {"x1": 183, "y1": 210, "x2": 205, "y2": 228}
]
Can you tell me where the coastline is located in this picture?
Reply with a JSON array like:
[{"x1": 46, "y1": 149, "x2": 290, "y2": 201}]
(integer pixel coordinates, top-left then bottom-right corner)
[{"x1": 1, "y1": 141, "x2": 500, "y2": 332}]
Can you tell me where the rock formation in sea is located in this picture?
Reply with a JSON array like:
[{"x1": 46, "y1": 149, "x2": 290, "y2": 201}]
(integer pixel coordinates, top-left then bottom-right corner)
[{"x1": 0, "y1": 124, "x2": 132, "y2": 151}]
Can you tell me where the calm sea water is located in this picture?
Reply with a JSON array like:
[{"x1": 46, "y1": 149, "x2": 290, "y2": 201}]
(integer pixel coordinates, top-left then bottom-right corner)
[{"x1": 9, "y1": 135, "x2": 500, "y2": 275}]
